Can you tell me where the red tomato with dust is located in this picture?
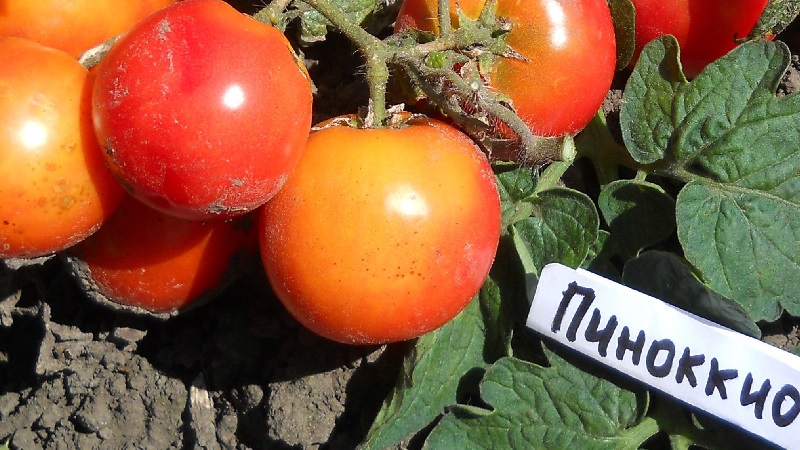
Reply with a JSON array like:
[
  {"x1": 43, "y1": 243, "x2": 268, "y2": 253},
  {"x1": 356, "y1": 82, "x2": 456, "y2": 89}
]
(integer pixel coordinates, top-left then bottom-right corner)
[
  {"x1": 92, "y1": 0, "x2": 313, "y2": 221},
  {"x1": 630, "y1": 0, "x2": 769, "y2": 77},
  {"x1": 69, "y1": 195, "x2": 257, "y2": 314},
  {"x1": 259, "y1": 116, "x2": 501, "y2": 345},
  {"x1": 0, "y1": 37, "x2": 124, "y2": 259},
  {"x1": 0, "y1": 0, "x2": 177, "y2": 58},
  {"x1": 394, "y1": 0, "x2": 616, "y2": 137}
]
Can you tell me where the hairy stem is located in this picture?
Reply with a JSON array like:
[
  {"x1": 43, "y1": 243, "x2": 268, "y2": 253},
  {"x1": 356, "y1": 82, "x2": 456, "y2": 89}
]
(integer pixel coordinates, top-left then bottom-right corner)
[
  {"x1": 301, "y1": 0, "x2": 392, "y2": 125},
  {"x1": 438, "y1": 0, "x2": 452, "y2": 37},
  {"x1": 438, "y1": 66, "x2": 563, "y2": 163},
  {"x1": 254, "y1": 0, "x2": 293, "y2": 27}
]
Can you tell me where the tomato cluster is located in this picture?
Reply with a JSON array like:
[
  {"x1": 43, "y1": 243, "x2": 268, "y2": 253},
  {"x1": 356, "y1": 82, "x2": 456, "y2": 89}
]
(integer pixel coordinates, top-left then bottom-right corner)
[
  {"x1": 0, "y1": 0, "x2": 500, "y2": 343},
  {"x1": 0, "y1": 0, "x2": 313, "y2": 317},
  {"x1": 0, "y1": 0, "x2": 771, "y2": 342}
]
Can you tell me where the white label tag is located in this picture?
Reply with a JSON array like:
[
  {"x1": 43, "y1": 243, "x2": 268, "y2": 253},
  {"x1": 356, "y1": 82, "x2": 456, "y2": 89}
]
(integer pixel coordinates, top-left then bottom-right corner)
[{"x1": 527, "y1": 263, "x2": 800, "y2": 449}]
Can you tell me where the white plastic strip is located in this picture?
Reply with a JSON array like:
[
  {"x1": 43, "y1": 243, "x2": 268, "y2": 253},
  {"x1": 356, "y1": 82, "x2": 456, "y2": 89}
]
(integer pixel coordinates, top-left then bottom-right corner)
[{"x1": 527, "y1": 263, "x2": 800, "y2": 449}]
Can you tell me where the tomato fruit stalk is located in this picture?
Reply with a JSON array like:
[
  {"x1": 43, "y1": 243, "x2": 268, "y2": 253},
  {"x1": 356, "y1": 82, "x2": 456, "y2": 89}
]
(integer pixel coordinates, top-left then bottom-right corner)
[
  {"x1": 92, "y1": 0, "x2": 313, "y2": 221},
  {"x1": 259, "y1": 115, "x2": 501, "y2": 345},
  {"x1": 394, "y1": 0, "x2": 617, "y2": 137}
]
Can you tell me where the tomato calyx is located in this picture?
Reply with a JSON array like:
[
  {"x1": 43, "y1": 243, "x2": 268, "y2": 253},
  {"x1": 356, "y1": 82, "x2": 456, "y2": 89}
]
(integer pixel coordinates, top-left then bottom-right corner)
[
  {"x1": 387, "y1": 1, "x2": 566, "y2": 163},
  {"x1": 78, "y1": 36, "x2": 119, "y2": 70}
]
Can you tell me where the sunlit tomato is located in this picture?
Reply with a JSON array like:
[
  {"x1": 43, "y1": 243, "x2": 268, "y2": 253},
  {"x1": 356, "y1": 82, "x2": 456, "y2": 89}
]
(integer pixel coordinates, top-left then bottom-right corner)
[
  {"x1": 0, "y1": 0, "x2": 177, "y2": 58},
  {"x1": 395, "y1": 0, "x2": 616, "y2": 137},
  {"x1": 68, "y1": 195, "x2": 257, "y2": 314},
  {"x1": 0, "y1": 37, "x2": 124, "y2": 259},
  {"x1": 630, "y1": 0, "x2": 769, "y2": 77},
  {"x1": 259, "y1": 115, "x2": 501, "y2": 345},
  {"x1": 92, "y1": 0, "x2": 312, "y2": 221}
]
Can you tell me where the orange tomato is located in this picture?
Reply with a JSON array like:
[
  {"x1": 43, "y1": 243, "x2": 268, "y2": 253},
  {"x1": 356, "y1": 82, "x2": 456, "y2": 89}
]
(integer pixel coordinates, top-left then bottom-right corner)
[
  {"x1": 0, "y1": 0, "x2": 177, "y2": 58},
  {"x1": 69, "y1": 195, "x2": 258, "y2": 314},
  {"x1": 0, "y1": 37, "x2": 124, "y2": 259},
  {"x1": 259, "y1": 115, "x2": 501, "y2": 345}
]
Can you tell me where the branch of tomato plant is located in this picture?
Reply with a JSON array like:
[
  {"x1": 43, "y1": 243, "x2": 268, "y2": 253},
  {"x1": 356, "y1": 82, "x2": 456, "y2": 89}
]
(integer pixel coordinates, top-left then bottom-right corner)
[
  {"x1": 393, "y1": 54, "x2": 565, "y2": 163},
  {"x1": 255, "y1": 0, "x2": 567, "y2": 164},
  {"x1": 575, "y1": 110, "x2": 700, "y2": 188},
  {"x1": 295, "y1": 0, "x2": 392, "y2": 126}
]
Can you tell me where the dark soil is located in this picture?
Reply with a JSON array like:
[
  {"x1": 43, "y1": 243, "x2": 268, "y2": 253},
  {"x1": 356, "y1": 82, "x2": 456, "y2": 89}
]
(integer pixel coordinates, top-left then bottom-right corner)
[{"x1": 0, "y1": 254, "x2": 405, "y2": 450}]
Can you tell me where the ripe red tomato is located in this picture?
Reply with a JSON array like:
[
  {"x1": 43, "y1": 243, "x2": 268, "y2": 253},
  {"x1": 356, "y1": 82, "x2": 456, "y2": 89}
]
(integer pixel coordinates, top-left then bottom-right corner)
[
  {"x1": 394, "y1": 0, "x2": 616, "y2": 137},
  {"x1": 68, "y1": 195, "x2": 257, "y2": 314},
  {"x1": 0, "y1": 37, "x2": 125, "y2": 259},
  {"x1": 0, "y1": 0, "x2": 177, "y2": 58},
  {"x1": 92, "y1": 0, "x2": 313, "y2": 221},
  {"x1": 630, "y1": 0, "x2": 769, "y2": 77},
  {"x1": 259, "y1": 115, "x2": 501, "y2": 345}
]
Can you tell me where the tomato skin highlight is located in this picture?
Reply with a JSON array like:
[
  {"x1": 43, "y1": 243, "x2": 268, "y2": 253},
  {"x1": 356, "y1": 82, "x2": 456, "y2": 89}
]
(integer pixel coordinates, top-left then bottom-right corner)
[
  {"x1": 395, "y1": 0, "x2": 617, "y2": 137},
  {"x1": 69, "y1": 196, "x2": 258, "y2": 314},
  {"x1": 92, "y1": 0, "x2": 313, "y2": 221},
  {"x1": 0, "y1": 0, "x2": 177, "y2": 58},
  {"x1": 0, "y1": 37, "x2": 125, "y2": 259},
  {"x1": 630, "y1": 0, "x2": 769, "y2": 77},
  {"x1": 259, "y1": 116, "x2": 501, "y2": 345}
]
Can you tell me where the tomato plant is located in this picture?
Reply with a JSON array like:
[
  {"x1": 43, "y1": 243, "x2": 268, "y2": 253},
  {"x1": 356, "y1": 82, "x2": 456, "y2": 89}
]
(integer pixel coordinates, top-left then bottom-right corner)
[
  {"x1": 92, "y1": 0, "x2": 313, "y2": 221},
  {"x1": 4, "y1": 0, "x2": 800, "y2": 448},
  {"x1": 259, "y1": 115, "x2": 501, "y2": 345},
  {"x1": 394, "y1": 0, "x2": 616, "y2": 137},
  {"x1": 629, "y1": 0, "x2": 769, "y2": 77},
  {"x1": 68, "y1": 195, "x2": 257, "y2": 314},
  {"x1": 0, "y1": 37, "x2": 124, "y2": 259},
  {"x1": 0, "y1": 0, "x2": 177, "y2": 58}
]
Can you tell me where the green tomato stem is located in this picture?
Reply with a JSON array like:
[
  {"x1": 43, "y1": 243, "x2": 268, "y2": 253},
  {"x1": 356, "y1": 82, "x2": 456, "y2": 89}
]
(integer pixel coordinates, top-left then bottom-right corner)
[
  {"x1": 301, "y1": 0, "x2": 392, "y2": 126},
  {"x1": 576, "y1": 111, "x2": 676, "y2": 185},
  {"x1": 617, "y1": 416, "x2": 661, "y2": 450},
  {"x1": 438, "y1": 0, "x2": 452, "y2": 37},
  {"x1": 532, "y1": 138, "x2": 576, "y2": 197},
  {"x1": 435, "y1": 64, "x2": 564, "y2": 163},
  {"x1": 257, "y1": 0, "x2": 564, "y2": 159}
]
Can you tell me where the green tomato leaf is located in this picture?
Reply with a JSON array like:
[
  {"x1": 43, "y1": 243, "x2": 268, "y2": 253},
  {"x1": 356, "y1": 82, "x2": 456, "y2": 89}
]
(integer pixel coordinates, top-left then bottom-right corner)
[
  {"x1": 622, "y1": 251, "x2": 761, "y2": 338},
  {"x1": 621, "y1": 37, "x2": 800, "y2": 322},
  {"x1": 677, "y1": 180, "x2": 800, "y2": 322},
  {"x1": 495, "y1": 164, "x2": 538, "y2": 229},
  {"x1": 581, "y1": 230, "x2": 623, "y2": 281},
  {"x1": 620, "y1": 36, "x2": 685, "y2": 165},
  {"x1": 296, "y1": 0, "x2": 382, "y2": 44},
  {"x1": 749, "y1": 0, "x2": 800, "y2": 38},
  {"x1": 598, "y1": 179, "x2": 676, "y2": 255},
  {"x1": 360, "y1": 269, "x2": 515, "y2": 449},
  {"x1": 423, "y1": 346, "x2": 655, "y2": 449},
  {"x1": 511, "y1": 188, "x2": 600, "y2": 275}
]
